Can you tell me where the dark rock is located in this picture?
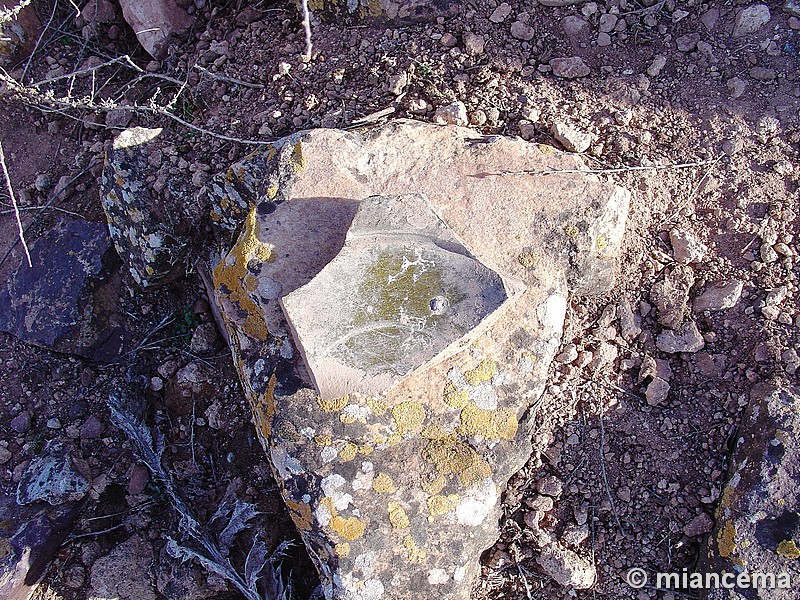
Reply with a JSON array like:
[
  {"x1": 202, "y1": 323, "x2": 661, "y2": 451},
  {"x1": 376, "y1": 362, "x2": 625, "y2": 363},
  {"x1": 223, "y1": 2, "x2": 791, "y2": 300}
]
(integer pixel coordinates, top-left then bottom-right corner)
[
  {"x1": 16, "y1": 442, "x2": 90, "y2": 505},
  {"x1": 89, "y1": 534, "x2": 157, "y2": 599},
  {"x1": 10, "y1": 411, "x2": 31, "y2": 434},
  {"x1": 0, "y1": 219, "x2": 130, "y2": 361},
  {"x1": 164, "y1": 362, "x2": 216, "y2": 416},
  {"x1": 702, "y1": 382, "x2": 800, "y2": 596},
  {"x1": 79, "y1": 415, "x2": 104, "y2": 440},
  {"x1": 0, "y1": 498, "x2": 82, "y2": 599}
]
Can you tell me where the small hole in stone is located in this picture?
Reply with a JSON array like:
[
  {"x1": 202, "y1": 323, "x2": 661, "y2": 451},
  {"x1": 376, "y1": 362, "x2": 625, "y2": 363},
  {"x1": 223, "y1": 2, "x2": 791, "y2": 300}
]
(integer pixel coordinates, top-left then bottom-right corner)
[
  {"x1": 430, "y1": 296, "x2": 448, "y2": 315},
  {"x1": 257, "y1": 201, "x2": 277, "y2": 215}
]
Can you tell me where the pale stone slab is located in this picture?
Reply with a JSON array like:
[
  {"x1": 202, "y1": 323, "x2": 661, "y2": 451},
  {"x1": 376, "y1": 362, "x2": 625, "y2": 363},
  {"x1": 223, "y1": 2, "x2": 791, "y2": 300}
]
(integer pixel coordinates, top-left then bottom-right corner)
[{"x1": 281, "y1": 194, "x2": 520, "y2": 399}]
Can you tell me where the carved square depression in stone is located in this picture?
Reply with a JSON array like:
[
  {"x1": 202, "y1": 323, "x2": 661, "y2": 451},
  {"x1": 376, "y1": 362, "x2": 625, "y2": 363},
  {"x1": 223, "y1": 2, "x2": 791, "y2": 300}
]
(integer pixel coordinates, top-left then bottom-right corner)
[{"x1": 280, "y1": 194, "x2": 522, "y2": 399}]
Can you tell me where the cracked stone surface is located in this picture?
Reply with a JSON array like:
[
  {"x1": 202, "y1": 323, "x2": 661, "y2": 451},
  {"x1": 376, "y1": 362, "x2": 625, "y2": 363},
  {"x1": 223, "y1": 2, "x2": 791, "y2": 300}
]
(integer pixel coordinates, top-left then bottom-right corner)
[
  {"x1": 281, "y1": 193, "x2": 522, "y2": 400},
  {"x1": 204, "y1": 120, "x2": 630, "y2": 599}
]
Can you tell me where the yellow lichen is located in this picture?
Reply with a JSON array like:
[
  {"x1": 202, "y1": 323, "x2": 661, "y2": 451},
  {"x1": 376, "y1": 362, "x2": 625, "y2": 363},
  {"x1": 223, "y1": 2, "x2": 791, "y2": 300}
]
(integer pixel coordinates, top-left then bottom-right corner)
[
  {"x1": 402, "y1": 535, "x2": 427, "y2": 563},
  {"x1": 365, "y1": 397, "x2": 387, "y2": 415},
  {"x1": 330, "y1": 515, "x2": 366, "y2": 541},
  {"x1": 777, "y1": 539, "x2": 800, "y2": 559},
  {"x1": 426, "y1": 494, "x2": 459, "y2": 517},
  {"x1": 285, "y1": 499, "x2": 312, "y2": 531},
  {"x1": 388, "y1": 502, "x2": 410, "y2": 529},
  {"x1": 334, "y1": 542, "x2": 351, "y2": 558},
  {"x1": 443, "y1": 382, "x2": 469, "y2": 409},
  {"x1": 421, "y1": 424, "x2": 449, "y2": 440},
  {"x1": 392, "y1": 401, "x2": 426, "y2": 435},
  {"x1": 211, "y1": 207, "x2": 272, "y2": 340},
  {"x1": 718, "y1": 522, "x2": 737, "y2": 558},
  {"x1": 317, "y1": 395, "x2": 348, "y2": 413},
  {"x1": 596, "y1": 235, "x2": 608, "y2": 251},
  {"x1": 386, "y1": 433, "x2": 403, "y2": 446},
  {"x1": 421, "y1": 474, "x2": 446, "y2": 495},
  {"x1": 340, "y1": 412, "x2": 357, "y2": 425},
  {"x1": 358, "y1": 444, "x2": 374, "y2": 455},
  {"x1": 251, "y1": 375, "x2": 277, "y2": 442},
  {"x1": 564, "y1": 224, "x2": 579, "y2": 239},
  {"x1": 339, "y1": 443, "x2": 358, "y2": 462},
  {"x1": 315, "y1": 435, "x2": 332, "y2": 446},
  {"x1": 266, "y1": 184, "x2": 278, "y2": 199},
  {"x1": 537, "y1": 144, "x2": 554, "y2": 155},
  {"x1": 464, "y1": 359, "x2": 497, "y2": 386},
  {"x1": 372, "y1": 473, "x2": 396, "y2": 493},
  {"x1": 422, "y1": 436, "x2": 492, "y2": 487},
  {"x1": 457, "y1": 405, "x2": 518, "y2": 441},
  {"x1": 290, "y1": 141, "x2": 306, "y2": 172},
  {"x1": 517, "y1": 251, "x2": 538, "y2": 269}
]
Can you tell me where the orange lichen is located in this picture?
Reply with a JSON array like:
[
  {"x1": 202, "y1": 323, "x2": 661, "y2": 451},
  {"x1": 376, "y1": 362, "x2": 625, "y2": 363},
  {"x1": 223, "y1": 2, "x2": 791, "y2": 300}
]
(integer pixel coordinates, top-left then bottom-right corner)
[
  {"x1": 330, "y1": 515, "x2": 366, "y2": 541},
  {"x1": 285, "y1": 499, "x2": 312, "y2": 531}
]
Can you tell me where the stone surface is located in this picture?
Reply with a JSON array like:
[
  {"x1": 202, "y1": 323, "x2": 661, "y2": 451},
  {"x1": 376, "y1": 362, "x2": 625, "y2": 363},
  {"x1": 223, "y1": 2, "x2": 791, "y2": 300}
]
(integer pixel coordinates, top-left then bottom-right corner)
[
  {"x1": 204, "y1": 120, "x2": 630, "y2": 599},
  {"x1": 694, "y1": 280, "x2": 744, "y2": 313},
  {"x1": 702, "y1": 382, "x2": 800, "y2": 597},
  {"x1": 0, "y1": 218, "x2": 130, "y2": 361},
  {"x1": 551, "y1": 122, "x2": 592, "y2": 153},
  {"x1": 651, "y1": 265, "x2": 694, "y2": 329},
  {"x1": 656, "y1": 321, "x2": 705, "y2": 354},
  {"x1": 116, "y1": 0, "x2": 193, "y2": 58},
  {"x1": 550, "y1": 57, "x2": 590, "y2": 79},
  {"x1": 281, "y1": 194, "x2": 520, "y2": 400},
  {"x1": 16, "y1": 442, "x2": 90, "y2": 506},
  {"x1": 433, "y1": 101, "x2": 468, "y2": 126},
  {"x1": 669, "y1": 228, "x2": 707, "y2": 264},
  {"x1": 89, "y1": 534, "x2": 157, "y2": 600},
  {"x1": 732, "y1": 4, "x2": 771, "y2": 37},
  {"x1": 535, "y1": 542, "x2": 596, "y2": 588},
  {"x1": 488, "y1": 2, "x2": 512, "y2": 23}
]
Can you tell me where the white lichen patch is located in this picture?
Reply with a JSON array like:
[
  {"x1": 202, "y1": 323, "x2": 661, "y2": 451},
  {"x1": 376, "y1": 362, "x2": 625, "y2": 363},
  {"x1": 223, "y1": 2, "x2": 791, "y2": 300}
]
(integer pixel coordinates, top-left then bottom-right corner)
[
  {"x1": 299, "y1": 426, "x2": 316, "y2": 439},
  {"x1": 453, "y1": 565, "x2": 467, "y2": 582},
  {"x1": 315, "y1": 502, "x2": 333, "y2": 527},
  {"x1": 352, "y1": 461, "x2": 375, "y2": 492},
  {"x1": 470, "y1": 383, "x2": 498, "y2": 410},
  {"x1": 321, "y1": 473, "x2": 353, "y2": 511},
  {"x1": 270, "y1": 446, "x2": 305, "y2": 479},
  {"x1": 321, "y1": 446, "x2": 338, "y2": 463},
  {"x1": 354, "y1": 551, "x2": 377, "y2": 578},
  {"x1": 428, "y1": 569, "x2": 450, "y2": 585},
  {"x1": 537, "y1": 293, "x2": 567, "y2": 334},
  {"x1": 456, "y1": 479, "x2": 497, "y2": 526},
  {"x1": 341, "y1": 403, "x2": 373, "y2": 424}
]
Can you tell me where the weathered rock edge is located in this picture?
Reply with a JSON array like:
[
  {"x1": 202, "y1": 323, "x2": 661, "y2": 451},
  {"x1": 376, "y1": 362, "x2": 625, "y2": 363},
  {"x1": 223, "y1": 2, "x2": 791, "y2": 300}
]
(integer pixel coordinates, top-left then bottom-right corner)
[{"x1": 203, "y1": 120, "x2": 630, "y2": 599}]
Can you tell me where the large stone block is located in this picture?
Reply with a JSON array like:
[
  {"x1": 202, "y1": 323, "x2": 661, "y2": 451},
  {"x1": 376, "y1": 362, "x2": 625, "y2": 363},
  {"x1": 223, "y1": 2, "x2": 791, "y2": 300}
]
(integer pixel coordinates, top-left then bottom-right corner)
[{"x1": 204, "y1": 120, "x2": 629, "y2": 599}]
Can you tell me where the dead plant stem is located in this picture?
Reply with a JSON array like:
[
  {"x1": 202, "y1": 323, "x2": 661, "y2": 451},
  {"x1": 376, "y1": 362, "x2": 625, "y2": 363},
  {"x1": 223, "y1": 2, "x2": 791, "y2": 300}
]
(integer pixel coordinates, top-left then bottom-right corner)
[{"x1": 0, "y1": 140, "x2": 32, "y2": 267}]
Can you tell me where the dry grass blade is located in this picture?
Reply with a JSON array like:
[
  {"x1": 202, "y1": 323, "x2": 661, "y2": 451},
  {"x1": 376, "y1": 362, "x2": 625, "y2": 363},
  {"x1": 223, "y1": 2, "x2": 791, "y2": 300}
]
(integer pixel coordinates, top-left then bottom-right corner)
[{"x1": 0, "y1": 139, "x2": 32, "y2": 267}]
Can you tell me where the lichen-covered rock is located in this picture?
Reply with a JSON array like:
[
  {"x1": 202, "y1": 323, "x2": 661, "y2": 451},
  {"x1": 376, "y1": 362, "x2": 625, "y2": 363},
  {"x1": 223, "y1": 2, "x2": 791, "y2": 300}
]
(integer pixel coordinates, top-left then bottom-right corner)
[
  {"x1": 281, "y1": 194, "x2": 522, "y2": 399},
  {"x1": 305, "y1": 0, "x2": 461, "y2": 24},
  {"x1": 0, "y1": 218, "x2": 130, "y2": 361},
  {"x1": 101, "y1": 127, "x2": 192, "y2": 287},
  {"x1": 204, "y1": 120, "x2": 630, "y2": 598},
  {"x1": 16, "y1": 442, "x2": 90, "y2": 506},
  {"x1": 702, "y1": 382, "x2": 800, "y2": 599}
]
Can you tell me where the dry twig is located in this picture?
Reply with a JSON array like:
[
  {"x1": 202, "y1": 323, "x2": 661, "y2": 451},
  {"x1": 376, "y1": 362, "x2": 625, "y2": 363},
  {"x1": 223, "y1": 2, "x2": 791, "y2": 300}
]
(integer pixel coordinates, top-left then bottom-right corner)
[
  {"x1": 300, "y1": 0, "x2": 313, "y2": 62},
  {"x1": 0, "y1": 140, "x2": 32, "y2": 267}
]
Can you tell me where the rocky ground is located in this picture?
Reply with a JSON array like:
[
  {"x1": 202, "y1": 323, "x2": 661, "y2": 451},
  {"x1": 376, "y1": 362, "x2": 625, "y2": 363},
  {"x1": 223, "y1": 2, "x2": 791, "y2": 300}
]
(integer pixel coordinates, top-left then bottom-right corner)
[{"x1": 0, "y1": 0, "x2": 798, "y2": 599}]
